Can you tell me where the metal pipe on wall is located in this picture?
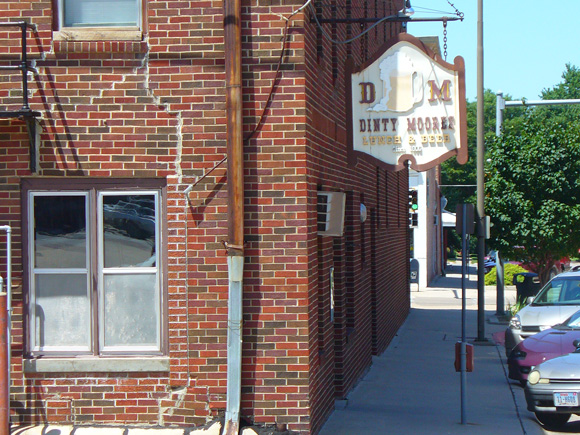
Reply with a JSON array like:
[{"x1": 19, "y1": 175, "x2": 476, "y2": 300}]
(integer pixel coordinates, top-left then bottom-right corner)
[
  {"x1": 0, "y1": 289, "x2": 7, "y2": 432},
  {"x1": 0, "y1": 227, "x2": 11, "y2": 326},
  {"x1": 0, "y1": 225, "x2": 11, "y2": 430},
  {"x1": 223, "y1": 0, "x2": 244, "y2": 433}
]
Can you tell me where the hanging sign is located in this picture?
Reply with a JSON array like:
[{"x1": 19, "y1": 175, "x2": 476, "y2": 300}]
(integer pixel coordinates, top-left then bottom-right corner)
[{"x1": 348, "y1": 33, "x2": 468, "y2": 172}]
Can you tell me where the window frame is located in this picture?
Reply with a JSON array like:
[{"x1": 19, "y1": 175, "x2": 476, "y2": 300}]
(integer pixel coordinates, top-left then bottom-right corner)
[
  {"x1": 29, "y1": 191, "x2": 92, "y2": 354},
  {"x1": 22, "y1": 178, "x2": 167, "y2": 359},
  {"x1": 57, "y1": 0, "x2": 143, "y2": 30},
  {"x1": 53, "y1": 0, "x2": 145, "y2": 42},
  {"x1": 97, "y1": 190, "x2": 161, "y2": 354}
]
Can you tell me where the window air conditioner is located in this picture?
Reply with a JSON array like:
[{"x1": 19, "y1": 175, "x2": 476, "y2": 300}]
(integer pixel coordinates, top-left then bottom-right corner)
[{"x1": 317, "y1": 192, "x2": 346, "y2": 237}]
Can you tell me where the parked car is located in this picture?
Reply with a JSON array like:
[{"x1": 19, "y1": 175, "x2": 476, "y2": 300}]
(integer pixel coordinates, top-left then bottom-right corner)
[
  {"x1": 505, "y1": 270, "x2": 580, "y2": 356},
  {"x1": 484, "y1": 250, "x2": 497, "y2": 274},
  {"x1": 508, "y1": 309, "x2": 580, "y2": 384},
  {"x1": 525, "y1": 344, "x2": 580, "y2": 429}
]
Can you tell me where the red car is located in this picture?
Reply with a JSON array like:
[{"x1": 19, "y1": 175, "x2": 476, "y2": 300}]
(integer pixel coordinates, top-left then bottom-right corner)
[{"x1": 508, "y1": 310, "x2": 580, "y2": 384}]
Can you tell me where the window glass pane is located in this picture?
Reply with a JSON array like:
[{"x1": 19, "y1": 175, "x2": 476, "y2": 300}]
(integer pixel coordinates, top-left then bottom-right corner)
[
  {"x1": 64, "y1": 0, "x2": 138, "y2": 27},
  {"x1": 103, "y1": 195, "x2": 156, "y2": 268},
  {"x1": 34, "y1": 274, "x2": 91, "y2": 349},
  {"x1": 103, "y1": 273, "x2": 159, "y2": 348},
  {"x1": 34, "y1": 195, "x2": 87, "y2": 269}
]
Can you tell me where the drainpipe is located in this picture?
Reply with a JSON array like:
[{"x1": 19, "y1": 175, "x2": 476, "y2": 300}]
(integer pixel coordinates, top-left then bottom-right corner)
[
  {"x1": 0, "y1": 227, "x2": 11, "y2": 323},
  {"x1": 223, "y1": 1, "x2": 244, "y2": 434},
  {"x1": 0, "y1": 225, "x2": 11, "y2": 431},
  {"x1": 0, "y1": 288, "x2": 7, "y2": 432}
]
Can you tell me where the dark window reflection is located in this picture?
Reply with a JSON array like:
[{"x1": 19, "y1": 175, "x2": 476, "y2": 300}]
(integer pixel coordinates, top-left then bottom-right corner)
[
  {"x1": 103, "y1": 195, "x2": 157, "y2": 268},
  {"x1": 34, "y1": 195, "x2": 87, "y2": 269}
]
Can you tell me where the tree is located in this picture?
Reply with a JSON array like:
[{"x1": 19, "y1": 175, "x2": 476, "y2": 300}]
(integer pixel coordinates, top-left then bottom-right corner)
[
  {"x1": 441, "y1": 90, "x2": 525, "y2": 254},
  {"x1": 485, "y1": 114, "x2": 580, "y2": 284},
  {"x1": 441, "y1": 89, "x2": 525, "y2": 213},
  {"x1": 535, "y1": 64, "x2": 580, "y2": 126}
]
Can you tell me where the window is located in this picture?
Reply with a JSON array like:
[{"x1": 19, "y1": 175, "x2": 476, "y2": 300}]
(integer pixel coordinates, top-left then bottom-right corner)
[
  {"x1": 25, "y1": 180, "x2": 164, "y2": 357},
  {"x1": 59, "y1": 0, "x2": 142, "y2": 29}
]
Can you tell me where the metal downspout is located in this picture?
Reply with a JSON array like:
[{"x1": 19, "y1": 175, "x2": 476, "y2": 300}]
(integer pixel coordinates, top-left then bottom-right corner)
[
  {"x1": 223, "y1": 0, "x2": 244, "y2": 434},
  {"x1": 0, "y1": 226, "x2": 11, "y2": 430}
]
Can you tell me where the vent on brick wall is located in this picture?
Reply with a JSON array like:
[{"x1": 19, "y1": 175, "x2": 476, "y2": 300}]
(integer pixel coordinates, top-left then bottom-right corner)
[{"x1": 317, "y1": 192, "x2": 346, "y2": 237}]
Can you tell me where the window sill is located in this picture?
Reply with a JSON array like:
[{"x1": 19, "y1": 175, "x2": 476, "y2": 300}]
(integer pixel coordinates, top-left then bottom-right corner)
[
  {"x1": 52, "y1": 29, "x2": 147, "y2": 54},
  {"x1": 54, "y1": 28, "x2": 142, "y2": 41},
  {"x1": 24, "y1": 356, "x2": 170, "y2": 373}
]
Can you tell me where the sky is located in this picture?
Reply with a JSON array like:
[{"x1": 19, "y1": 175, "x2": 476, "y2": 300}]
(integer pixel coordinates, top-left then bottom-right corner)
[{"x1": 408, "y1": 1, "x2": 580, "y2": 102}]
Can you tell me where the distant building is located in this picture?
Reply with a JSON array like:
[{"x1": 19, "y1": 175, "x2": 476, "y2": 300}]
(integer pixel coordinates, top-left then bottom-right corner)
[{"x1": 409, "y1": 168, "x2": 444, "y2": 287}]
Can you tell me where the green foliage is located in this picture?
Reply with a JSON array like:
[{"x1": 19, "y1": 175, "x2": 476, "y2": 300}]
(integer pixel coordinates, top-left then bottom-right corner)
[
  {"x1": 441, "y1": 89, "x2": 526, "y2": 213},
  {"x1": 443, "y1": 64, "x2": 580, "y2": 284},
  {"x1": 536, "y1": 64, "x2": 580, "y2": 126},
  {"x1": 484, "y1": 263, "x2": 527, "y2": 286},
  {"x1": 506, "y1": 298, "x2": 527, "y2": 317},
  {"x1": 486, "y1": 114, "x2": 580, "y2": 283}
]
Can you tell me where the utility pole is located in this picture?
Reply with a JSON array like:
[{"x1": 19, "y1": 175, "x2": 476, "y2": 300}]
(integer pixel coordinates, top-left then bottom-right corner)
[{"x1": 476, "y1": 0, "x2": 486, "y2": 341}]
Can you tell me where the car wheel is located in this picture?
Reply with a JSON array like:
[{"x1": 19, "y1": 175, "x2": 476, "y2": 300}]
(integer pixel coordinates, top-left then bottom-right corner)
[{"x1": 535, "y1": 412, "x2": 570, "y2": 429}]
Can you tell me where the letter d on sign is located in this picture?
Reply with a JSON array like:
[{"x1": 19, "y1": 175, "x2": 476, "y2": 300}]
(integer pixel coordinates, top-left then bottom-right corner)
[{"x1": 359, "y1": 82, "x2": 375, "y2": 104}]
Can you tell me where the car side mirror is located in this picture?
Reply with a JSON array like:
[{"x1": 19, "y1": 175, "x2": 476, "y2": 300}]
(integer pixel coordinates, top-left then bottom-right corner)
[{"x1": 526, "y1": 296, "x2": 535, "y2": 304}]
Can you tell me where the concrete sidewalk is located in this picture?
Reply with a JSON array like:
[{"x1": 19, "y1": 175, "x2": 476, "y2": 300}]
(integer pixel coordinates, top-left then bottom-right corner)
[{"x1": 319, "y1": 263, "x2": 548, "y2": 435}]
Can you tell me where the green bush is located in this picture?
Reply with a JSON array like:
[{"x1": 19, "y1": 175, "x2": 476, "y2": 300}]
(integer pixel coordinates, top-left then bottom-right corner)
[{"x1": 484, "y1": 263, "x2": 528, "y2": 286}]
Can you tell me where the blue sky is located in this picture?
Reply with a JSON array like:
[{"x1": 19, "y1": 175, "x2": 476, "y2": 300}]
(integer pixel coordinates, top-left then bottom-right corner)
[{"x1": 408, "y1": 1, "x2": 580, "y2": 102}]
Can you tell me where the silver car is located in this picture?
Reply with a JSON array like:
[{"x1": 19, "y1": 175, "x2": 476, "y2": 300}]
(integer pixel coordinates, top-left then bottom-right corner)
[
  {"x1": 505, "y1": 270, "x2": 580, "y2": 356},
  {"x1": 525, "y1": 348, "x2": 580, "y2": 429}
]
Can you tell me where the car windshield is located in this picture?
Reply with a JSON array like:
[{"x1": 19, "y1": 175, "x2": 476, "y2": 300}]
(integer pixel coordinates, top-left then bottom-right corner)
[
  {"x1": 532, "y1": 277, "x2": 580, "y2": 306},
  {"x1": 553, "y1": 310, "x2": 580, "y2": 330}
]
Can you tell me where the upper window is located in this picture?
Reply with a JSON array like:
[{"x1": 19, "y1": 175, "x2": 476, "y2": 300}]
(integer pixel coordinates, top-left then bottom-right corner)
[
  {"x1": 25, "y1": 180, "x2": 164, "y2": 357},
  {"x1": 59, "y1": 0, "x2": 142, "y2": 28}
]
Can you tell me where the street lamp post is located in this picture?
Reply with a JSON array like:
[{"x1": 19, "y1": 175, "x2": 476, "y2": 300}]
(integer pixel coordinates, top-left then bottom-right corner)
[{"x1": 476, "y1": 0, "x2": 486, "y2": 342}]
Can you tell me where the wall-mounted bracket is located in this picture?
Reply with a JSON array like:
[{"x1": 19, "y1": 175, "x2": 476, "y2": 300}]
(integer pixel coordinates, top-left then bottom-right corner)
[{"x1": 0, "y1": 21, "x2": 41, "y2": 173}]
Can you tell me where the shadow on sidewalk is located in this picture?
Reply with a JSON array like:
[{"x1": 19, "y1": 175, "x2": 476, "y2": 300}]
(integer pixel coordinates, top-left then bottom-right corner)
[{"x1": 427, "y1": 263, "x2": 478, "y2": 290}]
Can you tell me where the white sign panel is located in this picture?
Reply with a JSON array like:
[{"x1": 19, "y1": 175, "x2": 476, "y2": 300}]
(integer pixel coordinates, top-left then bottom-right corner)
[{"x1": 350, "y1": 34, "x2": 467, "y2": 171}]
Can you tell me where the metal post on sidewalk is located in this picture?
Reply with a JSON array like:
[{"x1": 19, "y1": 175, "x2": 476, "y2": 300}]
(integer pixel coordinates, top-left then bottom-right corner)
[
  {"x1": 460, "y1": 204, "x2": 468, "y2": 425},
  {"x1": 496, "y1": 252, "x2": 505, "y2": 316},
  {"x1": 475, "y1": 0, "x2": 486, "y2": 343}
]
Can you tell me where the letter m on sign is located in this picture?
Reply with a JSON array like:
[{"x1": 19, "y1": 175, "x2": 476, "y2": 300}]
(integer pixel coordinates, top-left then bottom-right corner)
[{"x1": 428, "y1": 80, "x2": 452, "y2": 102}]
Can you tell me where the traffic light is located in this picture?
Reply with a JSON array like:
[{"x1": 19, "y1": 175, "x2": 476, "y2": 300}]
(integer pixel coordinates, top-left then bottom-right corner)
[{"x1": 408, "y1": 189, "x2": 418, "y2": 227}]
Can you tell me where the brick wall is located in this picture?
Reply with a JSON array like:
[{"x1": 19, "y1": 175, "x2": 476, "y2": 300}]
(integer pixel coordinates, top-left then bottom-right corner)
[
  {"x1": 0, "y1": 1, "x2": 410, "y2": 433},
  {"x1": 302, "y1": 1, "x2": 409, "y2": 433}
]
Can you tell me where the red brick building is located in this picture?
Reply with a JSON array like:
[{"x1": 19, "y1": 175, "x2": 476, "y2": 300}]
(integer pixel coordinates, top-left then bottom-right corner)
[{"x1": 0, "y1": 1, "x2": 410, "y2": 433}]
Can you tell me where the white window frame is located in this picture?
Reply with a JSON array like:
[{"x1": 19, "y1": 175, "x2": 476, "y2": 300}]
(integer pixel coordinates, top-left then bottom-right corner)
[
  {"x1": 28, "y1": 188, "x2": 163, "y2": 357},
  {"x1": 29, "y1": 191, "x2": 92, "y2": 354},
  {"x1": 58, "y1": 0, "x2": 142, "y2": 30},
  {"x1": 97, "y1": 190, "x2": 161, "y2": 354}
]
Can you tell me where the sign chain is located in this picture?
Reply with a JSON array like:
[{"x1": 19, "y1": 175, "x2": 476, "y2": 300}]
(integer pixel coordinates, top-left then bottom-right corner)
[
  {"x1": 443, "y1": 19, "x2": 448, "y2": 61},
  {"x1": 442, "y1": 1, "x2": 464, "y2": 61}
]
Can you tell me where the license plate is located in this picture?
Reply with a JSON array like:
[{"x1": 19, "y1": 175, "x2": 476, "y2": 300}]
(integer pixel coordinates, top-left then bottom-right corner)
[{"x1": 554, "y1": 392, "x2": 579, "y2": 407}]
